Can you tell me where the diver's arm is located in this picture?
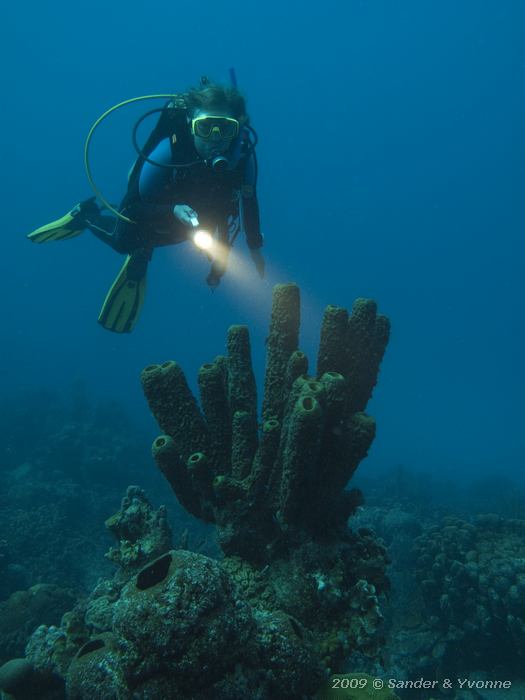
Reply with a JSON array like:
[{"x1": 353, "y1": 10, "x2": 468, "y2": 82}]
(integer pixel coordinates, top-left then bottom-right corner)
[
  {"x1": 138, "y1": 140, "x2": 173, "y2": 197},
  {"x1": 241, "y1": 153, "x2": 265, "y2": 278},
  {"x1": 244, "y1": 196, "x2": 265, "y2": 277},
  {"x1": 127, "y1": 139, "x2": 180, "y2": 223},
  {"x1": 241, "y1": 152, "x2": 264, "y2": 250},
  {"x1": 243, "y1": 196, "x2": 263, "y2": 250}
]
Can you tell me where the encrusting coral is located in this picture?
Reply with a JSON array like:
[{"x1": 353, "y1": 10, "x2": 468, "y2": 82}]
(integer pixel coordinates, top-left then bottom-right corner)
[{"x1": 142, "y1": 283, "x2": 390, "y2": 561}]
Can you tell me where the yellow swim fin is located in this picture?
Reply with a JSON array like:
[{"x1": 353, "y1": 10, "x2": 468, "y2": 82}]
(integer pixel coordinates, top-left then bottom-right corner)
[
  {"x1": 98, "y1": 250, "x2": 150, "y2": 333},
  {"x1": 27, "y1": 198, "x2": 99, "y2": 243}
]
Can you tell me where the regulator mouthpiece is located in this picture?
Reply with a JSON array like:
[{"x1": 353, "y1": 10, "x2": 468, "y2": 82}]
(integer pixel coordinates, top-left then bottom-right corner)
[{"x1": 210, "y1": 154, "x2": 229, "y2": 172}]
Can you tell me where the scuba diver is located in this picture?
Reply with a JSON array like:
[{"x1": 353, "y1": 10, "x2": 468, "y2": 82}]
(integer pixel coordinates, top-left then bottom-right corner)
[{"x1": 27, "y1": 76, "x2": 265, "y2": 333}]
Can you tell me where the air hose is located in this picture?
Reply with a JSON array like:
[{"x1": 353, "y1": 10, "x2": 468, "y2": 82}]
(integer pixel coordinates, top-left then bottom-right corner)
[{"x1": 83, "y1": 94, "x2": 180, "y2": 223}]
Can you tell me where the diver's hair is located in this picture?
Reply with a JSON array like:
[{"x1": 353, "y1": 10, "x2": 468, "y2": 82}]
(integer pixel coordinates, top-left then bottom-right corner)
[{"x1": 185, "y1": 82, "x2": 249, "y2": 125}]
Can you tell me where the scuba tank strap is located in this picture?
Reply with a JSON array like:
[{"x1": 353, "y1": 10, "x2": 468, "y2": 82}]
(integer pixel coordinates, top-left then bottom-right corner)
[
  {"x1": 127, "y1": 95, "x2": 193, "y2": 193},
  {"x1": 141, "y1": 94, "x2": 188, "y2": 158},
  {"x1": 164, "y1": 96, "x2": 196, "y2": 165}
]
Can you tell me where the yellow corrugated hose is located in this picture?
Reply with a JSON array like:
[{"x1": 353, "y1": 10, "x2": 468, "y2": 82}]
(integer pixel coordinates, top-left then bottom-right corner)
[{"x1": 83, "y1": 94, "x2": 178, "y2": 223}]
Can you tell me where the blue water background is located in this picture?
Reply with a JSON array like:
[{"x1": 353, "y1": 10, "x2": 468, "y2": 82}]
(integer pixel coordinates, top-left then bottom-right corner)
[{"x1": 2, "y1": 0, "x2": 523, "y2": 486}]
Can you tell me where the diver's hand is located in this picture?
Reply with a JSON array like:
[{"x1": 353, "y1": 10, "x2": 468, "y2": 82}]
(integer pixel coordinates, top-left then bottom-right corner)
[
  {"x1": 173, "y1": 204, "x2": 198, "y2": 226},
  {"x1": 206, "y1": 260, "x2": 226, "y2": 288},
  {"x1": 250, "y1": 248, "x2": 265, "y2": 279},
  {"x1": 206, "y1": 270, "x2": 221, "y2": 288}
]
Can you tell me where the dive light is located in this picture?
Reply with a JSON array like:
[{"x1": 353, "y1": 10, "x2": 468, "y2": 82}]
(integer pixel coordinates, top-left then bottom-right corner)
[{"x1": 190, "y1": 217, "x2": 214, "y2": 251}]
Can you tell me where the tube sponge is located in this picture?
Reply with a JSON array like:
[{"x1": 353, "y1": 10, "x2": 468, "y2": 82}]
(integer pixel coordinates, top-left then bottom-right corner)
[
  {"x1": 142, "y1": 284, "x2": 389, "y2": 560},
  {"x1": 152, "y1": 435, "x2": 204, "y2": 519},
  {"x1": 278, "y1": 394, "x2": 324, "y2": 527},
  {"x1": 227, "y1": 325, "x2": 258, "y2": 418},
  {"x1": 142, "y1": 362, "x2": 211, "y2": 464},
  {"x1": 317, "y1": 305, "x2": 350, "y2": 378},
  {"x1": 198, "y1": 359, "x2": 230, "y2": 468},
  {"x1": 346, "y1": 299, "x2": 390, "y2": 413},
  {"x1": 262, "y1": 283, "x2": 300, "y2": 422}
]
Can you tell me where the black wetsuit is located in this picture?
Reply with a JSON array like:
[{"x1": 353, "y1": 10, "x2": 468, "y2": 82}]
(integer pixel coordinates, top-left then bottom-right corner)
[{"x1": 86, "y1": 127, "x2": 263, "y2": 274}]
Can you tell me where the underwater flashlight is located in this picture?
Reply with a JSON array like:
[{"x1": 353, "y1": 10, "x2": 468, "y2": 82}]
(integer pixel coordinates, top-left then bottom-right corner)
[
  {"x1": 189, "y1": 215, "x2": 214, "y2": 251},
  {"x1": 193, "y1": 229, "x2": 214, "y2": 251}
]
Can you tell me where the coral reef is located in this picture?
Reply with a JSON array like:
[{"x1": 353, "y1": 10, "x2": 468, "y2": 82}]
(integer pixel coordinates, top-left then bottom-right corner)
[
  {"x1": 142, "y1": 283, "x2": 389, "y2": 561},
  {"x1": 104, "y1": 485, "x2": 172, "y2": 573},
  {"x1": 0, "y1": 584, "x2": 76, "y2": 666},
  {"x1": 4, "y1": 284, "x2": 391, "y2": 700},
  {"x1": 0, "y1": 385, "x2": 207, "y2": 602},
  {"x1": 415, "y1": 514, "x2": 525, "y2": 675},
  {"x1": 65, "y1": 550, "x2": 259, "y2": 699},
  {"x1": 0, "y1": 387, "x2": 168, "y2": 600},
  {"x1": 0, "y1": 480, "x2": 114, "y2": 598},
  {"x1": 0, "y1": 384, "x2": 145, "y2": 484},
  {"x1": 0, "y1": 539, "x2": 26, "y2": 602},
  {"x1": 0, "y1": 657, "x2": 63, "y2": 700},
  {"x1": 337, "y1": 491, "x2": 525, "y2": 698},
  {"x1": 22, "y1": 535, "x2": 387, "y2": 699}
]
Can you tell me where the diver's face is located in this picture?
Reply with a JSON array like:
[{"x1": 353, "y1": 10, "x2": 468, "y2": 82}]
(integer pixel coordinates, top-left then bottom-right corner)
[{"x1": 192, "y1": 108, "x2": 236, "y2": 160}]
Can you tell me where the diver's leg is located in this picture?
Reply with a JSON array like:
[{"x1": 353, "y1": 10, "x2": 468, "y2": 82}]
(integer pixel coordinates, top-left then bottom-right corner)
[
  {"x1": 85, "y1": 214, "x2": 122, "y2": 250},
  {"x1": 98, "y1": 247, "x2": 153, "y2": 333},
  {"x1": 86, "y1": 207, "x2": 152, "y2": 254},
  {"x1": 27, "y1": 197, "x2": 101, "y2": 243}
]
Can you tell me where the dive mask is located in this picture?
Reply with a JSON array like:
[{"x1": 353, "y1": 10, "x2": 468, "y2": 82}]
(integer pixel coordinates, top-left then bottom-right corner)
[{"x1": 191, "y1": 115, "x2": 240, "y2": 140}]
